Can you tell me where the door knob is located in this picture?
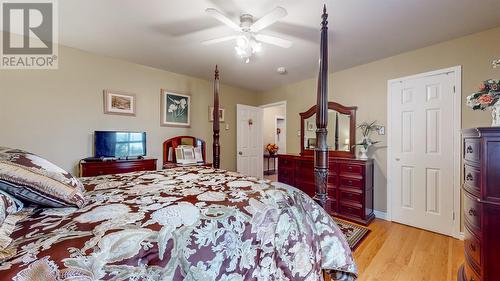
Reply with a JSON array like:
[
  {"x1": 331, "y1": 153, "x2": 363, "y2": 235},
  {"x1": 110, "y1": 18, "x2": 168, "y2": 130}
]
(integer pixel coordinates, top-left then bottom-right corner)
[{"x1": 238, "y1": 151, "x2": 243, "y2": 155}]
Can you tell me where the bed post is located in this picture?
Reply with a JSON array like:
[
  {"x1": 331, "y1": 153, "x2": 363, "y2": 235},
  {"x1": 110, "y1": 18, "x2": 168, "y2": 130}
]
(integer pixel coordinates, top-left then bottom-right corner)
[
  {"x1": 213, "y1": 65, "x2": 221, "y2": 169},
  {"x1": 314, "y1": 5, "x2": 329, "y2": 207}
]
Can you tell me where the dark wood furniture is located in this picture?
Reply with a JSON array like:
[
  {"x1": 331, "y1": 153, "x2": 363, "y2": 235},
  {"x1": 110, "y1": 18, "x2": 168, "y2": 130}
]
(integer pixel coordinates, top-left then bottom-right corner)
[
  {"x1": 264, "y1": 154, "x2": 278, "y2": 175},
  {"x1": 163, "y1": 162, "x2": 212, "y2": 169},
  {"x1": 162, "y1": 136, "x2": 206, "y2": 165},
  {"x1": 300, "y1": 102, "x2": 357, "y2": 158},
  {"x1": 79, "y1": 158, "x2": 157, "y2": 177},
  {"x1": 212, "y1": 65, "x2": 221, "y2": 169},
  {"x1": 313, "y1": 5, "x2": 330, "y2": 207},
  {"x1": 278, "y1": 154, "x2": 374, "y2": 225},
  {"x1": 458, "y1": 127, "x2": 500, "y2": 281}
]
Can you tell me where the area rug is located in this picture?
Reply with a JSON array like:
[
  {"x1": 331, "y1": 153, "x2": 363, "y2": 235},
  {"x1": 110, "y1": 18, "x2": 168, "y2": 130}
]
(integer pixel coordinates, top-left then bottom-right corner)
[{"x1": 332, "y1": 217, "x2": 370, "y2": 250}]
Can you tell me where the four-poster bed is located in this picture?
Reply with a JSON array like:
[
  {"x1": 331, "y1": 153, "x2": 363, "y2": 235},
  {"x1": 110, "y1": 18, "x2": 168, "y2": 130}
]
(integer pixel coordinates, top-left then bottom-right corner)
[
  {"x1": 277, "y1": 5, "x2": 374, "y2": 226},
  {"x1": 0, "y1": 6, "x2": 357, "y2": 281}
]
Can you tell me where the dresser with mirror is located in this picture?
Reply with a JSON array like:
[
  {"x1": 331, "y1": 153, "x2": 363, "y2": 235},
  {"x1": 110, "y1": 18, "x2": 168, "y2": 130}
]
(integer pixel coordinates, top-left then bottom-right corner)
[{"x1": 278, "y1": 102, "x2": 375, "y2": 225}]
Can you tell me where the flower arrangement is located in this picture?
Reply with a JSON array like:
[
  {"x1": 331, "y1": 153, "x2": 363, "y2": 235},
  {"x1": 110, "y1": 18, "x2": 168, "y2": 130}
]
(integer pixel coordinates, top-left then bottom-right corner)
[
  {"x1": 466, "y1": 79, "x2": 500, "y2": 110},
  {"x1": 266, "y1": 143, "x2": 279, "y2": 155},
  {"x1": 353, "y1": 121, "x2": 381, "y2": 150}
]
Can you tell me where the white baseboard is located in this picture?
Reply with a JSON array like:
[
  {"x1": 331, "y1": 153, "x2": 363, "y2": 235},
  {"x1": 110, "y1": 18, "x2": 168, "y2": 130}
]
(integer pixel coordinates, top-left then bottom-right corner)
[{"x1": 373, "y1": 210, "x2": 389, "y2": 221}]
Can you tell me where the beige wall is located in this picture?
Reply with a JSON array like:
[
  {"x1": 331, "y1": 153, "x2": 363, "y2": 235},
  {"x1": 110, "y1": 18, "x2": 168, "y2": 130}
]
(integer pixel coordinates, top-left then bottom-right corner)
[
  {"x1": 0, "y1": 45, "x2": 259, "y2": 174},
  {"x1": 258, "y1": 26, "x2": 500, "y2": 213}
]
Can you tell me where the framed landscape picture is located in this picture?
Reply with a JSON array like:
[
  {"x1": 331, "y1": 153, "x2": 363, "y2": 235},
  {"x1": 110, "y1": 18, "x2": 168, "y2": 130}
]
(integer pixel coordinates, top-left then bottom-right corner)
[
  {"x1": 161, "y1": 89, "x2": 191, "y2": 127},
  {"x1": 103, "y1": 90, "x2": 136, "y2": 116},
  {"x1": 209, "y1": 106, "x2": 225, "y2": 122}
]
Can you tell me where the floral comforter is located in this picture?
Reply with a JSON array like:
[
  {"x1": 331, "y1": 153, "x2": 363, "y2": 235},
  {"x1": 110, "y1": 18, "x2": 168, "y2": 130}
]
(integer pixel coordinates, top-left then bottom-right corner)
[{"x1": 0, "y1": 167, "x2": 357, "y2": 281}]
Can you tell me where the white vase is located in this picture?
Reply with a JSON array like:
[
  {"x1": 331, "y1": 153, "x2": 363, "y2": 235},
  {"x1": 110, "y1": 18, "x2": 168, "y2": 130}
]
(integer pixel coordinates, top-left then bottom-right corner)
[
  {"x1": 359, "y1": 146, "x2": 369, "y2": 160},
  {"x1": 492, "y1": 103, "x2": 500, "y2": 126}
]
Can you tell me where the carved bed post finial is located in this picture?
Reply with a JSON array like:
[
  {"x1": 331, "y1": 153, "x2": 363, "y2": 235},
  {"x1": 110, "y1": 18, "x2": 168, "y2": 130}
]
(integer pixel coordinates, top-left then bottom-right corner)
[
  {"x1": 213, "y1": 65, "x2": 221, "y2": 169},
  {"x1": 314, "y1": 5, "x2": 329, "y2": 208}
]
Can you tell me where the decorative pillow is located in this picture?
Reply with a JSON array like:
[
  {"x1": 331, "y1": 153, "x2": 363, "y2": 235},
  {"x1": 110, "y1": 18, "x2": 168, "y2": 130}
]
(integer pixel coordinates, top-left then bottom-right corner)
[
  {"x1": 0, "y1": 147, "x2": 85, "y2": 208},
  {"x1": 0, "y1": 191, "x2": 21, "y2": 226}
]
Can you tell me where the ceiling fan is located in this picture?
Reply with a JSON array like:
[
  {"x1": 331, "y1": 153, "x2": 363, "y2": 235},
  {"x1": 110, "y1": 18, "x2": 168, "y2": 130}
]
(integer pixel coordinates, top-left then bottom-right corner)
[{"x1": 202, "y1": 7, "x2": 293, "y2": 63}]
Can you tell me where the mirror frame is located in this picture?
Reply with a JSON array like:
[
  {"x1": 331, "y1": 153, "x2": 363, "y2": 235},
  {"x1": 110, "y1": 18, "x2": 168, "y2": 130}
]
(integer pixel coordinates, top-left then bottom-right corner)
[{"x1": 300, "y1": 102, "x2": 357, "y2": 158}]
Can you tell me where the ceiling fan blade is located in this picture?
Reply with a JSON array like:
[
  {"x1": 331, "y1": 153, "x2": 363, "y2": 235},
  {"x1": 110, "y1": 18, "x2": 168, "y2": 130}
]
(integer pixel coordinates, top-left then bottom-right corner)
[
  {"x1": 201, "y1": 36, "x2": 238, "y2": 45},
  {"x1": 255, "y1": 34, "x2": 292, "y2": 48},
  {"x1": 205, "y1": 8, "x2": 241, "y2": 32},
  {"x1": 250, "y1": 7, "x2": 287, "y2": 32}
]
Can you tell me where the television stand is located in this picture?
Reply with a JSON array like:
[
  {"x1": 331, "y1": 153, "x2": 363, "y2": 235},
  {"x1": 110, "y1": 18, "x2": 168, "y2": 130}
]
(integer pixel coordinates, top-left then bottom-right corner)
[{"x1": 79, "y1": 158, "x2": 157, "y2": 177}]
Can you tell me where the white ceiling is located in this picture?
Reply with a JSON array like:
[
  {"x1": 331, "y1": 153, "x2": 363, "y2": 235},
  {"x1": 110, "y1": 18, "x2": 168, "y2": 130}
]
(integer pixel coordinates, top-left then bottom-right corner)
[{"x1": 59, "y1": 0, "x2": 500, "y2": 91}]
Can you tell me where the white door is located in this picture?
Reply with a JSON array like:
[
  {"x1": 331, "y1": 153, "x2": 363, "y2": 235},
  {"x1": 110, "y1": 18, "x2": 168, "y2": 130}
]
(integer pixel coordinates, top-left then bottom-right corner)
[
  {"x1": 237, "y1": 104, "x2": 263, "y2": 178},
  {"x1": 389, "y1": 71, "x2": 455, "y2": 236}
]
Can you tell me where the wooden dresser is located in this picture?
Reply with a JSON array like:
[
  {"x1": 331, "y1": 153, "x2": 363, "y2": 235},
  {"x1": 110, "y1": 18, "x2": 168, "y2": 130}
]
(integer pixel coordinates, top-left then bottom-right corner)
[
  {"x1": 79, "y1": 158, "x2": 157, "y2": 177},
  {"x1": 458, "y1": 128, "x2": 500, "y2": 281},
  {"x1": 278, "y1": 154, "x2": 374, "y2": 225}
]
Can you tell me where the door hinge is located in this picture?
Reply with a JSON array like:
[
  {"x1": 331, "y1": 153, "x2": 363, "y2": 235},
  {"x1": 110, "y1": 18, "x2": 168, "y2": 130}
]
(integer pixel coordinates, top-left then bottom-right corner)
[
  {"x1": 453, "y1": 86, "x2": 456, "y2": 93},
  {"x1": 452, "y1": 211, "x2": 455, "y2": 221}
]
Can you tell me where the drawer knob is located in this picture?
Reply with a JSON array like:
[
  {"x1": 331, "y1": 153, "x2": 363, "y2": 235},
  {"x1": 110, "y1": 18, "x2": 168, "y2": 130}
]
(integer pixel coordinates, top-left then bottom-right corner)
[
  {"x1": 466, "y1": 145, "x2": 473, "y2": 154},
  {"x1": 348, "y1": 166, "x2": 353, "y2": 171},
  {"x1": 466, "y1": 173, "x2": 473, "y2": 181},
  {"x1": 348, "y1": 180, "x2": 353, "y2": 185},
  {"x1": 468, "y1": 208, "x2": 477, "y2": 217}
]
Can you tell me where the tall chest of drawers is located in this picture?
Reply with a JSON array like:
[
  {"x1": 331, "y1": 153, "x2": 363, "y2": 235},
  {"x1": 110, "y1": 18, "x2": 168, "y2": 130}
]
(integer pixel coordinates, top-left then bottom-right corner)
[
  {"x1": 458, "y1": 128, "x2": 500, "y2": 281},
  {"x1": 278, "y1": 154, "x2": 374, "y2": 225}
]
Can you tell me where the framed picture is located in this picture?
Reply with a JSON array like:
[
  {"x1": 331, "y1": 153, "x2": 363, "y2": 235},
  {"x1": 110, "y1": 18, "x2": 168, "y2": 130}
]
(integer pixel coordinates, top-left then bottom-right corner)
[
  {"x1": 307, "y1": 120, "x2": 315, "y2": 131},
  {"x1": 209, "y1": 106, "x2": 225, "y2": 122},
  {"x1": 103, "y1": 90, "x2": 136, "y2": 116},
  {"x1": 161, "y1": 89, "x2": 191, "y2": 127}
]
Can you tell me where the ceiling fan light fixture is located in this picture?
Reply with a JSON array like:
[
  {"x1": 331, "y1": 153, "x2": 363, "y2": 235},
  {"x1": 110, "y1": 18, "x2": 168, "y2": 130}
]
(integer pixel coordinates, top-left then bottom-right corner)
[{"x1": 236, "y1": 36, "x2": 248, "y2": 48}]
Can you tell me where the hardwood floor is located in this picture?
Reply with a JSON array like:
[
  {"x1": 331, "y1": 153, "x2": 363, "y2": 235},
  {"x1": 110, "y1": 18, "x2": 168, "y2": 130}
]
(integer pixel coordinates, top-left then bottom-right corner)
[{"x1": 340, "y1": 219, "x2": 464, "y2": 281}]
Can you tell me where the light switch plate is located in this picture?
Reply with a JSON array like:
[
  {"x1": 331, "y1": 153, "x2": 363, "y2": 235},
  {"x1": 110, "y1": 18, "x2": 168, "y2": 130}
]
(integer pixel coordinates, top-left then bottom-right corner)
[
  {"x1": 225, "y1": 124, "x2": 230, "y2": 130},
  {"x1": 378, "y1": 126, "x2": 385, "y2": 135}
]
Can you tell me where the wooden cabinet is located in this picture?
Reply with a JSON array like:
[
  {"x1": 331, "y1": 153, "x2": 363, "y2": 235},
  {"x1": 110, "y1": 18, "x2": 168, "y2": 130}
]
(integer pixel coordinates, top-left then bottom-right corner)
[
  {"x1": 278, "y1": 154, "x2": 374, "y2": 225},
  {"x1": 79, "y1": 158, "x2": 157, "y2": 177},
  {"x1": 458, "y1": 128, "x2": 500, "y2": 281}
]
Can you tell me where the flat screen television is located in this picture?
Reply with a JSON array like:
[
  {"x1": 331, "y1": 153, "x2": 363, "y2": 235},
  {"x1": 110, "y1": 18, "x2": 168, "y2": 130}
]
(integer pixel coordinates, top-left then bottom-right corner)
[{"x1": 94, "y1": 131, "x2": 146, "y2": 159}]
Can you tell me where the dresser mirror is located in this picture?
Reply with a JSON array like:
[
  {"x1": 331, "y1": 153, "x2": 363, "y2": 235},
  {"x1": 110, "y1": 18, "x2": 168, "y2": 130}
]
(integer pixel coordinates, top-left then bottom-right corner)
[{"x1": 300, "y1": 102, "x2": 357, "y2": 158}]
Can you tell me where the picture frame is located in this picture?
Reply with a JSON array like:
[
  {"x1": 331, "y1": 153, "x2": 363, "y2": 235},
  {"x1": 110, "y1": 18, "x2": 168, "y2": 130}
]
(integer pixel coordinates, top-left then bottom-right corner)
[
  {"x1": 306, "y1": 120, "x2": 315, "y2": 131},
  {"x1": 209, "y1": 106, "x2": 225, "y2": 122},
  {"x1": 103, "y1": 89, "x2": 136, "y2": 116},
  {"x1": 160, "y1": 89, "x2": 191, "y2": 127}
]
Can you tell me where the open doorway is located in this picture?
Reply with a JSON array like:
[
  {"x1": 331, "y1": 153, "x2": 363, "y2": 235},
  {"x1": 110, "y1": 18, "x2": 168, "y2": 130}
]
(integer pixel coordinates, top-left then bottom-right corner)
[{"x1": 260, "y1": 101, "x2": 286, "y2": 181}]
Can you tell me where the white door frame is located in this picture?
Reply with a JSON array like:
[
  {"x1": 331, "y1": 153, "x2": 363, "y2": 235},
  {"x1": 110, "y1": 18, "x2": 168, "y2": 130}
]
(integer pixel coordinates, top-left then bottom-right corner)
[
  {"x1": 260, "y1": 100, "x2": 287, "y2": 110},
  {"x1": 387, "y1": 65, "x2": 462, "y2": 240},
  {"x1": 274, "y1": 115, "x2": 286, "y2": 153}
]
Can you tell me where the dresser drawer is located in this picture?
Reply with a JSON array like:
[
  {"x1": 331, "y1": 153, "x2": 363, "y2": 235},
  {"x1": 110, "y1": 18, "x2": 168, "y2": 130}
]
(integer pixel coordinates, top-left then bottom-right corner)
[
  {"x1": 328, "y1": 196, "x2": 338, "y2": 213},
  {"x1": 464, "y1": 192, "x2": 481, "y2": 232},
  {"x1": 464, "y1": 164, "x2": 481, "y2": 196},
  {"x1": 339, "y1": 176, "x2": 364, "y2": 188},
  {"x1": 278, "y1": 157, "x2": 295, "y2": 168},
  {"x1": 294, "y1": 161, "x2": 314, "y2": 181},
  {"x1": 278, "y1": 168, "x2": 294, "y2": 185},
  {"x1": 464, "y1": 226, "x2": 481, "y2": 268},
  {"x1": 464, "y1": 260, "x2": 481, "y2": 281},
  {"x1": 295, "y1": 180, "x2": 315, "y2": 198},
  {"x1": 339, "y1": 202, "x2": 364, "y2": 219},
  {"x1": 339, "y1": 189, "x2": 363, "y2": 204},
  {"x1": 339, "y1": 163, "x2": 363, "y2": 176},
  {"x1": 464, "y1": 139, "x2": 481, "y2": 163}
]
